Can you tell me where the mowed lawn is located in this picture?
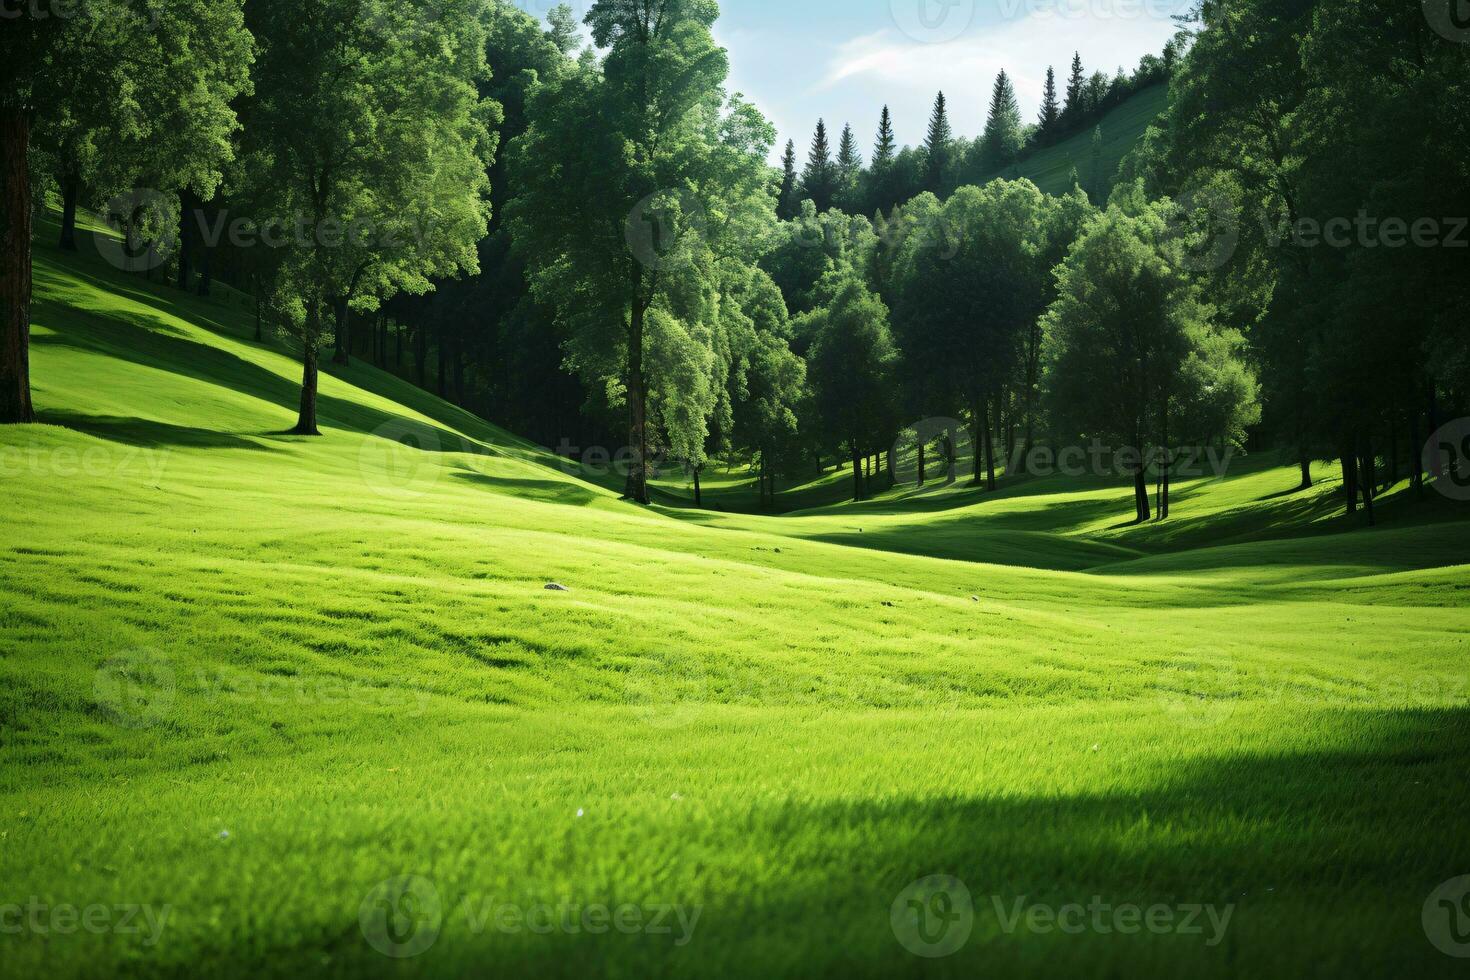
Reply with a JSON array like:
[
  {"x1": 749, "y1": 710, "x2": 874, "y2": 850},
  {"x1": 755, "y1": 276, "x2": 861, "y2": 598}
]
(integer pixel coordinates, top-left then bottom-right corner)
[{"x1": 3, "y1": 231, "x2": 1470, "y2": 978}]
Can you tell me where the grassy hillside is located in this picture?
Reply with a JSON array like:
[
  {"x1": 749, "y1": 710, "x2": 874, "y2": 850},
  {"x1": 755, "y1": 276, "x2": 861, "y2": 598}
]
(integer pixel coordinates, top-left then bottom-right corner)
[
  {"x1": 986, "y1": 83, "x2": 1169, "y2": 197},
  {"x1": 4, "y1": 221, "x2": 1470, "y2": 978}
]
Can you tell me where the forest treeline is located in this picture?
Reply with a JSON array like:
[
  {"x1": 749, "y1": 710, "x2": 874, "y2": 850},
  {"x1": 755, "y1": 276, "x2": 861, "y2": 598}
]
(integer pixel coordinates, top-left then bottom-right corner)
[{"x1": 2, "y1": 0, "x2": 1466, "y2": 523}]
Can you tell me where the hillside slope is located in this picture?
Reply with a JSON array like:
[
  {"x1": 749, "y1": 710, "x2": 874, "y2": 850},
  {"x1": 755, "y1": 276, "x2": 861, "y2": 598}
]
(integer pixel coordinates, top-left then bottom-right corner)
[
  {"x1": 985, "y1": 83, "x2": 1169, "y2": 197},
  {"x1": 3, "y1": 223, "x2": 1470, "y2": 978}
]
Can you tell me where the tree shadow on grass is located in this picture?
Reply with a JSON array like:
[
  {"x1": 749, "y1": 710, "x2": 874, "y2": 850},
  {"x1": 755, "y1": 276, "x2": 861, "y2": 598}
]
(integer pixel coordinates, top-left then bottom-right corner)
[
  {"x1": 448, "y1": 470, "x2": 602, "y2": 508},
  {"x1": 35, "y1": 411, "x2": 278, "y2": 451},
  {"x1": 189, "y1": 707, "x2": 1470, "y2": 979}
]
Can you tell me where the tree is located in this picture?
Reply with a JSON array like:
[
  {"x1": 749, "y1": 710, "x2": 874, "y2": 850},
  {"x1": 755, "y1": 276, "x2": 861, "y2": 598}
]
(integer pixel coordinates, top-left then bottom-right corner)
[
  {"x1": 1037, "y1": 66, "x2": 1060, "y2": 138},
  {"x1": 2, "y1": 1, "x2": 251, "y2": 424},
  {"x1": 1043, "y1": 203, "x2": 1254, "y2": 523},
  {"x1": 546, "y1": 2, "x2": 582, "y2": 55},
  {"x1": 777, "y1": 140, "x2": 800, "y2": 220},
  {"x1": 922, "y1": 92, "x2": 953, "y2": 196},
  {"x1": 1062, "y1": 52, "x2": 1086, "y2": 127},
  {"x1": 512, "y1": 0, "x2": 776, "y2": 505},
  {"x1": 239, "y1": 0, "x2": 497, "y2": 435},
  {"x1": 1087, "y1": 125, "x2": 1105, "y2": 203},
  {"x1": 973, "y1": 71, "x2": 1024, "y2": 178},
  {"x1": 834, "y1": 123, "x2": 862, "y2": 213},
  {"x1": 801, "y1": 119, "x2": 837, "y2": 213},
  {"x1": 867, "y1": 106, "x2": 900, "y2": 216},
  {"x1": 804, "y1": 276, "x2": 900, "y2": 501}
]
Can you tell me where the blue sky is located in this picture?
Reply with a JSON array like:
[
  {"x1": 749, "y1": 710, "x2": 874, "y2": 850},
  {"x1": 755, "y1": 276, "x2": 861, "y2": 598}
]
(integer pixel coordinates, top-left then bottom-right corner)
[{"x1": 535, "y1": 0, "x2": 1188, "y2": 160}]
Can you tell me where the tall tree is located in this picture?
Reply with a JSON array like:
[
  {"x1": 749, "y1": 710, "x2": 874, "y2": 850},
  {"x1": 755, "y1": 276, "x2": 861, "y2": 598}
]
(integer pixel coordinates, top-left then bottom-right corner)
[
  {"x1": 922, "y1": 91, "x2": 953, "y2": 196},
  {"x1": 239, "y1": 0, "x2": 497, "y2": 434},
  {"x1": 804, "y1": 276, "x2": 900, "y2": 501},
  {"x1": 777, "y1": 140, "x2": 800, "y2": 220},
  {"x1": 1037, "y1": 66, "x2": 1060, "y2": 138},
  {"x1": 834, "y1": 123, "x2": 862, "y2": 213},
  {"x1": 801, "y1": 119, "x2": 837, "y2": 213},
  {"x1": 512, "y1": 0, "x2": 776, "y2": 505},
  {"x1": 1063, "y1": 52, "x2": 1086, "y2": 127},
  {"x1": 546, "y1": 2, "x2": 582, "y2": 55},
  {"x1": 867, "y1": 105, "x2": 899, "y2": 216},
  {"x1": 974, "y1": 70, "x2": 1024, "y2": 177}
]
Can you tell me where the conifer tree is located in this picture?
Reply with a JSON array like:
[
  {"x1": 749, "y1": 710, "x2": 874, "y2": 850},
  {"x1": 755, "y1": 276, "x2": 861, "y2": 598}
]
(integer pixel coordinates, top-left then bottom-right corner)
[
  {"x1": 834, "y1": 123, "x2": 862, "y2": 212},
  {"x1": 1063, "y1": 52, "x2": 1086, "y2": 126},
  {"x1": 976, "y1": 71, "x2": 1024, "y2": 176},
  {"x1": 801, "y1": 119, "x2": 837, "y2": 212},
  {"x1": 777, "y1": 139, "x2": 800, "y2": 220},
  {"x1": 923, "y1": 92, "x2": 953, "y2": 196},
  {"x1": 1038, "y1": 66, "x2": 1060, "y2": 137}
]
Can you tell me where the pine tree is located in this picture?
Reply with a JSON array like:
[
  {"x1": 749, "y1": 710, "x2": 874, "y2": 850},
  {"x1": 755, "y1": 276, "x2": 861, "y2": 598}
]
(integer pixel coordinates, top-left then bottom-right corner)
[
  {"x1": 1038, "y1": 66, "x2": 1060, "y2": 138},
  {"x1": 977, "y1": 70, "x2": 1024, "y2": 176},
  {"x1": 801, "y1": 119, "x2": 837, "y2": 212},
  {"x1": 923, "y1": 91, "x2": 952, "y2": 196},
  {"x1": 1063, "y1": 52, "x2": 1085, "y2": 127},
  {"x1": 835, "y1": 123, "x2": 862, "y2": 212},
  {"x1": 1087, "y1": 125, "x2": 1105, "y2": 203},
  {"x1": 777, "y1": 139, "x2": 799, "y2": 220},
  {"x1": 872, "y1": 106, "x2": 896, "y2": 171}
]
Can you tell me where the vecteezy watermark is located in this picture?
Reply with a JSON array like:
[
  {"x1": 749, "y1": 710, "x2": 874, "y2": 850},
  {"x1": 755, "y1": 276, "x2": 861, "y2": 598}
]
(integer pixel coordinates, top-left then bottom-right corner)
[
  {"x1": 98, "y1": 188, "x2": 177, "y2": 273},
  {"x1": 890, "y1": 0, "x2": 976, "y2": 43},
  {"x1": 891, "y1": 877, "x2": 1234, "y2": 956},
  {"x1": 1156, "y1": 653, "x2": 1241, "y2": 729},
  {"x1": 1267, "y1": 212, "x2": 1469, "y2": 251},
  {"x1": 0, "y1": 0, "x2": 162, "y2": 30},
  {"x1": 1165, "y1": 186, "x2": 1243, "y2": 273},
  {"x1": 0, "y1": 443, "x2": 170, "y2": 482},
  {"x1": 1424, "y1": 418, "x2": 1470, "y2": 501},
  {"x1": 891, "y1": 875, "x2": 974, "y2": 958},
  {"x1": 1423, "y1": 0, "x2": 1470, "y2": 43},
  {"x1": 996, "y1": 0, "x2": 1189, "y2": 23},
  {"x1": 1425, "y1": 875, "x2": 1470, "y2": 957},
  {"x1": 625, "y1": 188, "x2": 709, "y2": 272},
  {"x1": 358, "y1": 419, "x2": 446, "y2": 499},
  {"x1": 359, "y1": 875, "x2": 702, "y2": 958},
  {"x1": 991, "y1": 895, "x2": 1234, "y2": 946},
  {"x1": 94, "y1": 648, "x2": 177, "y2": 729},
  {"x1": 0, "y1": 898, "x2": 172, "y2": 946}
]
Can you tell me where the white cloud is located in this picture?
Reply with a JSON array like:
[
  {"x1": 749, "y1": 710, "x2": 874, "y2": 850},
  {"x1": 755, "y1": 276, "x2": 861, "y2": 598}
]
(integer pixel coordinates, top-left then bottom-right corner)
[{"x1": 817, "y1": 2, "x2": 1182, "y2": 130}]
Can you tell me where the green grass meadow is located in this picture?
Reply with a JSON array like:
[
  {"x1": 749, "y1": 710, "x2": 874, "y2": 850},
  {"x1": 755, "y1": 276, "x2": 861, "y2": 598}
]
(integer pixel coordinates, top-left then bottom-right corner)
[{"x1": 4, "y1": 222, "x2": 1470, "y2": 977}]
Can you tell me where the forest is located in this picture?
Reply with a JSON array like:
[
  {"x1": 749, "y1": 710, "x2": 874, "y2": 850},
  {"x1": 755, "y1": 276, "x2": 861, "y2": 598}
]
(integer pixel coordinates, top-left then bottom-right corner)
[{"x1": 5, "y1": 0, "x2": 1464, "y2": 521}]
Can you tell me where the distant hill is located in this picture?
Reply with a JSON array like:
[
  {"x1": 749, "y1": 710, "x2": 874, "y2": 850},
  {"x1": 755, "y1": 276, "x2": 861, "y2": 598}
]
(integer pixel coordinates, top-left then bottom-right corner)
[{"x1": 986, "y1": 83, "x2": 1169, "y2": 198}]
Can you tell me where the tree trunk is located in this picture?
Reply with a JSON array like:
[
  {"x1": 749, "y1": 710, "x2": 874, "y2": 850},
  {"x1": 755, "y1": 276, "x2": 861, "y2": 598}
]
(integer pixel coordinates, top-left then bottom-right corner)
[
  {"x1": 0, "y1": 108, "x2": 35, "y2": 424},
  {"x1": 1343, "y1": 447, "x2": 1359, "y2": 516},
  {"x1": 625, "y1": 268, "x2": 650, "y2": 505},
  {"x1": 332, "y1": 299, "x2": 351, "y2": 367},
  {"x1": 1409, "y1": 408, "x2": 1424, "y2": 497},
  {"x1": 414, "y1": 326, "x2": 427, "y2": 387},
  {"x1": 195, "y1": 215, "x2": 211, "y2": 297},
  {"x1": 1359, "y1": 439, "x2": 1376, "y2": 526},
  {"x1": 982, "y1": 397, "x2": 997, "y2": 491},
  {"x1": 851, "y1": 447, "x2": 863, "y2": 502},
  {"x1": 692, "y1": 465, "x2": 702, "y2": 508},
  {"x1": 253, "y1": 277, "x2": 262, "y2": 342},
  {"x1": 292, "y1": 298, "x2": 322, "y2": 436},
  {"x1": 1133, "y1": 465, "x2": 1152, "y2": 523},
  {"x1": 175, "y1": 192, "x2": 194, "y2": 291},
  {"x1": 917, "y1": 439, "x2": 925, "y2": 486},
  {"x1": 1298, "y1": 450, "x2": 1312, "y2": 490},
  {"x1": 59, "y1": 168, "x2": 80, "y2": 251}
]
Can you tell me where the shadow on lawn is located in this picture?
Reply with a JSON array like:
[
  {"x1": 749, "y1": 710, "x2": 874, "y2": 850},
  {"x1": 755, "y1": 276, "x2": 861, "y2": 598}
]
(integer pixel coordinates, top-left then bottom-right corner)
[
  {"x1": 35, "y1": 411, "x2": 277, "y2": 451},
  {"x1": 449, "y1": 469, "x2": 601, "y2": 507},
  {"x1": 176, "y1": 707, "x2": 1470, "y2": 979}
]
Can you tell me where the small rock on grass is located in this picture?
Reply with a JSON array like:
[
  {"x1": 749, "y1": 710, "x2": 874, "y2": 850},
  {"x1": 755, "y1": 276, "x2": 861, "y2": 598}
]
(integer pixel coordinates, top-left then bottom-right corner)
[{"x1": 545, "y1": 583, "x2": 571, "y2": 592}]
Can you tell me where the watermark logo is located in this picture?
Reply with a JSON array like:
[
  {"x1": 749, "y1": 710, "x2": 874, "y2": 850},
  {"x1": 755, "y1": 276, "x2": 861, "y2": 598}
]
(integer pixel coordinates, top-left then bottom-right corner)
[
  {"x1": 0, "y1": 898, "x2": 172, "y2": 946},
  {"x1": 358, "y1": 418, "x2": 445, "y2": 499},
  {"x1": 1166, "y1": 186, "x2": 1241, "y2": 273},
  {"x1": 622, "y1": 654, "x2": 713, "y2": 730},
  {"x1": 891, "y1": 0, "x2": 976, "y2": 43},
  {"x1": 891, "y1": 875, "x2": 973, "y2": 958},
  {"x1": 1425, "y1": 418, "x2": 1470, "y2": 501},
  {"x1": 626, "y1": 188, "x2": 709, "y2": 271},
  {"x1": 97, "y1": 188, "x2": 176, "y2": 273},
  {"x1": 1424, "y1": 875, "x2": 1470, "y2": 957},
  {"x1": 992, "y1": 895, "x2": 1233, "y2": 945},
  {"x1": 360, "y1": 874, "x2": 444, "y2": 959},
  {"x1": 94, "y1": 648, "x2": 176, "y2": 729},
  {"x1": 1156, "y1": 654, "x2": 1241, "y2": 729},
  {"x1": 1424, "y1": 0, "x2": 1470, "y2": 43}
]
